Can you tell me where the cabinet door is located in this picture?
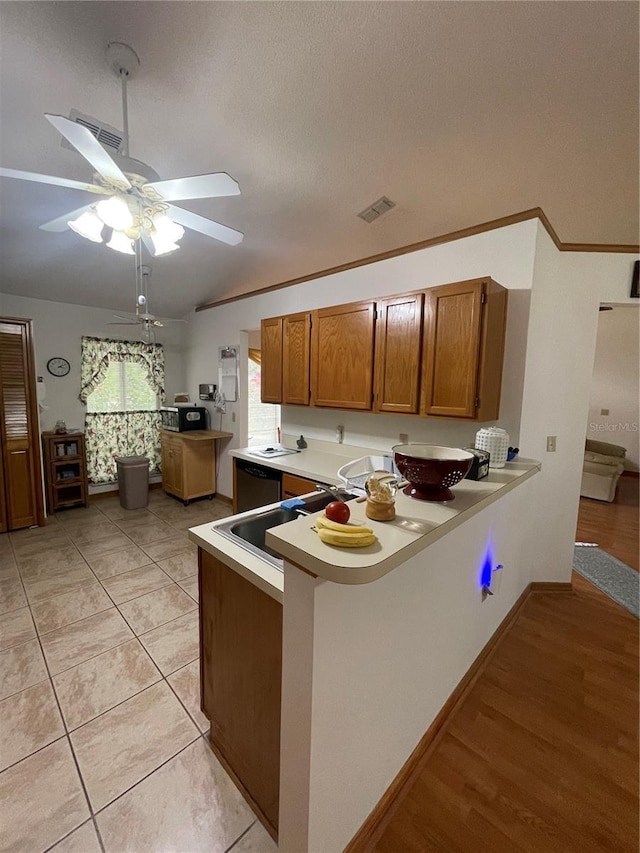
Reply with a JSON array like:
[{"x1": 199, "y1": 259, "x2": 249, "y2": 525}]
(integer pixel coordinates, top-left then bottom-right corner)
[
  {"x1": 374, "y1": 293, "x2": 423, "y2": 414},
  {"x1": 261, "y1": 317, "x2": 283, "y2": 404},
  {"x1": 200, "y1": 550, "x2": 282, "y2": 838},
  {"x1": 183, "y1": 439, "x2": 215, "y2": 499},
  {"x1": 0, "y1": 320, "x2": 43, "y2": 529},
  {"x1": 420, "y1": 280, "x2": 484, "y2": 418},
  {"x1": 282, "y1": 312, "x2": 311, "y2": 405},
  {"x1": 281, "y1": 472, "x2": 316, "y2": 498},
  {"x1": 311, "y1": 301, "x2": 376, "y2": 409},
  {"x1": 161, "y1": 435, "x2": 183, "y2": 497}
]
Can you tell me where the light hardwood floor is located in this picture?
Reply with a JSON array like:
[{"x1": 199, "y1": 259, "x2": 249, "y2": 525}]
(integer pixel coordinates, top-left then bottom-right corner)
[
  {"x1": 374, "y1": 479, "x2": 639, "y2": 853},
  {"x1": 575, "y1": 474, "x2": 639, "y2": 571}
]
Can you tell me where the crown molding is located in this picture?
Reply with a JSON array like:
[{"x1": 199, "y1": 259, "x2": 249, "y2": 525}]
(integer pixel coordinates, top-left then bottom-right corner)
[{"x1": 196, "y1": 207, "x2": 639, "y2": 312}]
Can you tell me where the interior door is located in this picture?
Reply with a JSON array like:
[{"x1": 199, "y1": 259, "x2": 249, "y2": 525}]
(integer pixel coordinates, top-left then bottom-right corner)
[{"x1": 0, "y1": 318, "x2": 45, "y2": 530}]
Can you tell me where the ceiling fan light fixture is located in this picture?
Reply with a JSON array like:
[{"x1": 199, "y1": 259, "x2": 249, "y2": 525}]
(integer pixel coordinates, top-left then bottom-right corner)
[
  {"x1": 67, "y1": 210, "x2": 104, "y2": 243},
  {"x1": 150, "y1": 231, "x2": 180, "y2": 256},
  {"x1": 152, "y1": 213, "x2": 184, "y2": 243},
  {"x1": 96, "y1": 195, "x2": 134, "y2": 230},
  {"x1": 107, "y1": 229, "x2": 135, "y2": 255}
]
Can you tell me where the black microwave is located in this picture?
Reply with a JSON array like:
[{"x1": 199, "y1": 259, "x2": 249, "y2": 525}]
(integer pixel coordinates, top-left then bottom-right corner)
[{"x1": 160, "y1": 406, "x2": 207, "y2": 432}]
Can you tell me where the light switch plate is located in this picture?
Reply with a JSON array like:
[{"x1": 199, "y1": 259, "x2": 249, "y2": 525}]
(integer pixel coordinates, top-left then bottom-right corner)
[{"x1": 546, "y1": 435, "x2": 557, "y2": 452}]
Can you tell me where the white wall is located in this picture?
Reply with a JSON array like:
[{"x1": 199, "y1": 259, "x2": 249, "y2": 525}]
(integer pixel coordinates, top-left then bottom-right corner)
[
  {"x1": 586, "y1": 306, "x2": 639, "y2": 470},
  {"x1": 0, "y1": 292, "x2": 185, "y2": 432},
  {"x1": 184, "y1": 218, "x2": 539, "y2": 498},
  {"x1": 280, "y1": 472, "x2": 538, "y2": 852},
  {"x1": 518, "y1": 225, "x2": 637, "y2": 582}
]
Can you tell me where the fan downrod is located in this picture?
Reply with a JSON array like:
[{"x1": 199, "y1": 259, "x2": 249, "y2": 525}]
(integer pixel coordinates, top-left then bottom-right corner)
[{"x1": 106, "y1": 42, "x2": 140, "y2": 80}]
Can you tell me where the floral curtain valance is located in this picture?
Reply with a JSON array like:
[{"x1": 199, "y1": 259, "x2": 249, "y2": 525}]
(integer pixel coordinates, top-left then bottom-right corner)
[
  {"x1": 85, "y1": 411, "x2": 161, "y2": 484},
  {"x1": 79, "y1": 336, "x2": 165, "y2": 404}
]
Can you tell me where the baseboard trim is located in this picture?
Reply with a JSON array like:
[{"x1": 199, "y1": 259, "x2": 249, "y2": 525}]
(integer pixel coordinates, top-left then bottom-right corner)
[
  {"x1": 344, "y1": 580, "x2": 571, "y2": 852},
  {"x1": 89, "y1": 482, "x2": 163, "y2": 502},
  {"x1": 530, "y1": 581, "x2": 573, "y2": 592},
  {"x1": 215, "y1": 492, "x2": 233, "y2": 505}
]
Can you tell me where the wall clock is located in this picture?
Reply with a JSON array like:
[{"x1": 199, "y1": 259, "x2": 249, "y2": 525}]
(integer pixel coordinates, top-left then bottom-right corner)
[{"x1": 46, "y1": 357, "x2": 70, "y2": 377}]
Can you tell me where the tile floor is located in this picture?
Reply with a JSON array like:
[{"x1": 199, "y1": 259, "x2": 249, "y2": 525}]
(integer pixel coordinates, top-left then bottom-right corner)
[{"x1": 0, "y1": 491, "x2": 278, "y2": 853}]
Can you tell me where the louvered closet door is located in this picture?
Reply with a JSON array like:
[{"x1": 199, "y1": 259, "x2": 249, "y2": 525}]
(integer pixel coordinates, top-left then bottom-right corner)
[{"x1": 0, "y1": 320, "x2": 42, "y2": 530}]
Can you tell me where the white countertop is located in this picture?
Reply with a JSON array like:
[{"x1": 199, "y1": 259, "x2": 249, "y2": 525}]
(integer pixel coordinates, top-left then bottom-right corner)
[
  {"x1": 190, "y1": 456, "x2": 540, "y2": 595},
  {"x1": 230, "y1": 442, "x2": 377, "y2": 487},
  {"x1": 267, "y1": 460, "x2": 540, "y2": 584}
]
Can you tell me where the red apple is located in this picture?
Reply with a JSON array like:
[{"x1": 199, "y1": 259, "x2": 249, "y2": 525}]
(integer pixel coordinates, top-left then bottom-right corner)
[{"x1": 325, "y1": 501, "x2": 350, "y2": 524}]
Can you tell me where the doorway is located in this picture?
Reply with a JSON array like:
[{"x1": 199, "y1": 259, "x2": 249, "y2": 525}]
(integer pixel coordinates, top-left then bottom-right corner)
[{"x1": 247, "y1": 330, "x2": 281, "y2": 448}]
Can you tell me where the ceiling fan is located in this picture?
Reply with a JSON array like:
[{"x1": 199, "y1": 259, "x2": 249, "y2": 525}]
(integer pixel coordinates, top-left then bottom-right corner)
[
  {"x1": 108, "y1": 264, "x2": 184, "y2": 342},
  {"x1": 0, "y1": 42, "x2": 244, "y2": 256}
]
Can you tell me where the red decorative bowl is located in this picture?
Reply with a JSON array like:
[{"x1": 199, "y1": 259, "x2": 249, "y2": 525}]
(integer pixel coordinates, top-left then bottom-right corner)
[{"x1": 392, "y1": 444, "x2": 475, "y2": 501}]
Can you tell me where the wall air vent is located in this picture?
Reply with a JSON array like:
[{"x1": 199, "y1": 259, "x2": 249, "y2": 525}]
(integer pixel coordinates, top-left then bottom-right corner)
[
  {"x1": 61, "y1": 109, "x2": 125, "y2": 154},
  {"x1": 357, "y1": 196, "x2": 396, "y2": 223}
]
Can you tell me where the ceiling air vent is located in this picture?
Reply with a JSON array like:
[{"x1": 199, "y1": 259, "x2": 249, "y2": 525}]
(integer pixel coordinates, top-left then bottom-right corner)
[
  {"x1": 357, "y1": 196, "x2": 396, "y2": 223},
  {"x1": 61, "y1": 109, "x2": 125, "y2": 154}
]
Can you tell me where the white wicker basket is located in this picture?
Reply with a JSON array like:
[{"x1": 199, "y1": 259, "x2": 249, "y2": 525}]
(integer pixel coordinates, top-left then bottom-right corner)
[{"x1": 475, "y1": 427, "x2": 510, "y2": 468}]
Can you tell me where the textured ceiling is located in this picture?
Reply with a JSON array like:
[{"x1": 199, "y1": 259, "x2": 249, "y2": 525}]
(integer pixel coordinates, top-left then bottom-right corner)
[{"x1": 0, "y1": 1, "x2": 637, "y2": 318}]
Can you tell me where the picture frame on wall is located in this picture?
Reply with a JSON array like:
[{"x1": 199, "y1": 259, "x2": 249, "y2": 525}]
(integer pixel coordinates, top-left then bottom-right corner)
[{"x1": 632, "y1": 260, "x2": 639, "y2": 298}]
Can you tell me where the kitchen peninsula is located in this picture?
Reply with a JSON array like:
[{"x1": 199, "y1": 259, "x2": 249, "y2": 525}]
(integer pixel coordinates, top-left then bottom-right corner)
[{"x1": 189, "y1": 451, "x2": 540, "y2": 852}]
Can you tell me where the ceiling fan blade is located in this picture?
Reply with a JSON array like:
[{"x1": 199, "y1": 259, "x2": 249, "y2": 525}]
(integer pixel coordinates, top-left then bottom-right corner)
[
  {"x1": 39, "y1": 203, "x2": 95, "y2": 232},
  {"x1": 107, "y1": 322, "x2": 140, "y2": 326},
  {"x1": 45, "y1": 115, "x2": 131, "y2": 188},
  {"x1": 113, "y1": 314, "x2": 140, "y2": 323},
  {"x1": 145, "y1": 172, "x2": 240, "y2": 201},
  {"x1": 0, "y1": 167, "x2": 106, "y2": 194},
  {"x1": 167, "y1": 204, "x2": 244, "y2": 246},
  {"x1": 140, "y1": 232, "x2": 156, "y2": 257}
]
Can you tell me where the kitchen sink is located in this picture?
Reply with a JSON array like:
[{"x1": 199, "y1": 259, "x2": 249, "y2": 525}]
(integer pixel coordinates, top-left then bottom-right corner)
[{"x1": 214, "y1": 490, "x2": 356, "y2": 569}]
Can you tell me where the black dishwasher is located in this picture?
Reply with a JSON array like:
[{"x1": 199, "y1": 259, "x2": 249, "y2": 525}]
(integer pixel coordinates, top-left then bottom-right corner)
[{"x1": 234, "y1": 458, "x2": 282, "y2": 513}]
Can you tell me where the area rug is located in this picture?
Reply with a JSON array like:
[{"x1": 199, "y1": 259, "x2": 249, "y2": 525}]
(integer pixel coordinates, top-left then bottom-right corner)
[{"x1": 573, "y1": 545, "x2": 639, "y2": 617}]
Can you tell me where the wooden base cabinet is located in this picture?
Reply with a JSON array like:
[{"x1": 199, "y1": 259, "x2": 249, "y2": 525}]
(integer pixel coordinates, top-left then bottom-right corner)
[
  {"x1": 199, "y1": 550, "x2": 282, "y2": 841},
  {"x1": 160, "y1": 430, "x2": 231, "y2": 504}
]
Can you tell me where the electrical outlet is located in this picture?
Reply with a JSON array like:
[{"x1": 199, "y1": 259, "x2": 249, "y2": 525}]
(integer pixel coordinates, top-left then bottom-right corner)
[
  {"x1": 399, "y1": 433, "x2": 409, "y2": 444},
  {"x1": 546, "y1": 435, "x2": 557, "y2": 452},
  {"x1": 492, "y1": 564, "x2": 504, "y2": 595},
  {"x1": 336, "y1": 425, "x2": 344, "y2": 444}
]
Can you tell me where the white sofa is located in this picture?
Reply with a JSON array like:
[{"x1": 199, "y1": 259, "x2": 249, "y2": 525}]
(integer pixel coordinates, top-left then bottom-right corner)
[{"x1": 580, "y1": 438, "x2": 627, "y2": 502}]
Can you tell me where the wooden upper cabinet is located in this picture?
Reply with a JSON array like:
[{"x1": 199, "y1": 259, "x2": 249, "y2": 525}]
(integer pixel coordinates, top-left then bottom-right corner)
[
  {"x1": 282, "y1": 312, "x2": 311, "y2": 405},
  {"x1": 420, "y1": 278, "x2": 507, "y2": 420},
  {"x1": 374, "y1": 293, "x2": 423, "y2": 414},
  {"x1": 311, "y1": 300, "x2": 376, "y2": 410},
  {"x1": 260, "y1": 317, "x2": 283, "y2": 404}
]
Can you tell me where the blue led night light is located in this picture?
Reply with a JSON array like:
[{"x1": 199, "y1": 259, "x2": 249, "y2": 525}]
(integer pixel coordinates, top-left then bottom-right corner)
[{"x1": 480, "y1": 551, "x2": 493, "y2": 590}]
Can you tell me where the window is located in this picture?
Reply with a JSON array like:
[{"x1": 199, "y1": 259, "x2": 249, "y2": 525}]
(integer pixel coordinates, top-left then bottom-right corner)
[
  {"x1": 86, "y1": 361, "x2": 157, "y2": 413},
  {"x1": 80, "y1": 336, "x2": 165, "y2": 484},
  {"x1": 248, "y1": 356, "x2": 280, "y2": 447}
]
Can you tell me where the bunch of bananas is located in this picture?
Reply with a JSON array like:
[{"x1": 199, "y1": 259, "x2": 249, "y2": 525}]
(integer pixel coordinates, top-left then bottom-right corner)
[{"x1": 314, "y1": 514, "x2": 376, "y2": 548}]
